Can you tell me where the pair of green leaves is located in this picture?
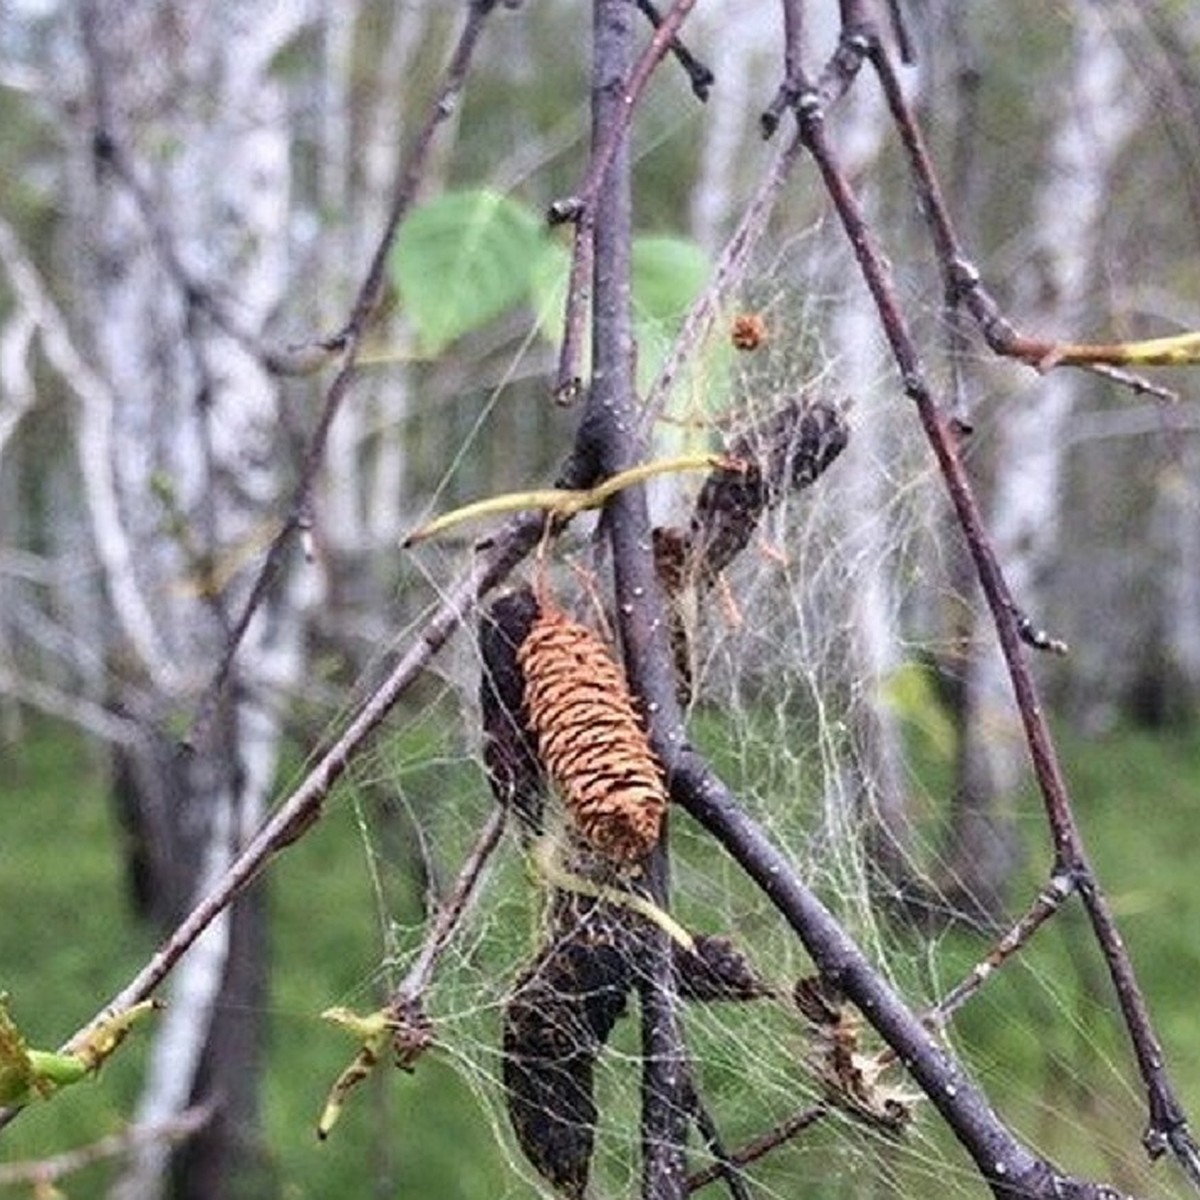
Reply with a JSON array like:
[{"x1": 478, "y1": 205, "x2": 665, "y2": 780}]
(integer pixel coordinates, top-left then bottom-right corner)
[{"x1": 391, "y1": 188, "x2": 709, "y2": 369}]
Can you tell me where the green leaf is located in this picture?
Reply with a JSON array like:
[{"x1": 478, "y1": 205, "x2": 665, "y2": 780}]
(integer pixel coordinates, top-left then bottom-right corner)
[
  {"x1": 881, "y1": 663, "x2": 956, "y2": 760},
  {"x1": 0, "y1": 995, "x2": 84, "y2": 1105},
  {"x1": 632, "y1": 236, "x2": 710, "y2": 390},
  {"x1": 0, "y1": 994, "x2": 158, "y2": 1106},
  {"x1": 392, "y1": 189, "x2": 543, "y2": 356},
  {"x1": 631, "y1": 236, "x2": 709, "y2": 329}
]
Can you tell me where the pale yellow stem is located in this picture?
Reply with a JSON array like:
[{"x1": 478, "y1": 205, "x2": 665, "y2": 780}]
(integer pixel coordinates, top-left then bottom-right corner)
[
  {"x1": 531, "y1": 839, "x2": 695, "y2": 953},
  {"x1": 402, "y1": 453, "x2": 734, "y2": 547}
]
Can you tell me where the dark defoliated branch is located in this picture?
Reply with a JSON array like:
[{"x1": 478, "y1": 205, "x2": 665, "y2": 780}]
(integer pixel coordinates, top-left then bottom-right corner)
[
  {"x1": 790, "y1": 52, "x2": 1198, "y2": 1194},
  {"x1": 865, "y1": 38, "x2": 1173, "y2": 393},
  {"x1": 187, "y1": 0, "x2": 504, "y2": 750},
  {"x1": 688, "y1": 871, "x2": 1073, "y2": 1189},
  {"x1": 686, "y1": 1104, "x2": 827, "y2": 1193},
  {"x1": 761, "y1": 0, "x2": 805, "y2": 138},
  {"x1": 825, "y1": 34, "x2": 1200, "y2": 1188}
]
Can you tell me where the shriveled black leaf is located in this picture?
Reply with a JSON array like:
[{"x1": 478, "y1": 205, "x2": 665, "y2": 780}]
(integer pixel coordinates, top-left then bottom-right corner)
[
  {"x1": 480, "y1": 587, "x2": 544, "y2": 834},
  {"x1": 503, "y1": 898, "x2": 635, "y2": 1198},
  {"x1": 689, "y1": 396, "x2": 849, "y2": 582},
  {"x1": 675, "y1": 933, "x2": 770, "y2": 1003}
]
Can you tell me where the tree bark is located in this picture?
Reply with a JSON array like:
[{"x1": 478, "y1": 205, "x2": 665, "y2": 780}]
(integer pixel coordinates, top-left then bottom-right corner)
[{"x1": 65, "y1": 5, "x2": 312, "y2": 1196}]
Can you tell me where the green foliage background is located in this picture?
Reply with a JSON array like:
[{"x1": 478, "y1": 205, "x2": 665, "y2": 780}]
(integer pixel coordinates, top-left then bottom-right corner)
[{"x1": 2, "y1": 717, "x2": 1198, "y2": 1198}]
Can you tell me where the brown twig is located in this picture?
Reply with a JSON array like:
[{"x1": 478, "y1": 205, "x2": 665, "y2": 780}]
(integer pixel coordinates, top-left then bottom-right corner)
[
  {"x1": 186, "y1": 0, "x2": 503, "y2": 750},
  {"x1": 795, "y1": 41, "x2": 1200, "y2": 1189},
  {"x1": 641, "y1": 130, "x2": 806, "y2": 430},
  {"x1": 688, "y1": 870, "x2": 1075, "y2": 1189},
  {"x1": 866, "y1": 39, "x2": 1171, "y2": 397},
  {"x1": 669, "y1": 748, "x2": 1132, "y2": 1200},
  {"x1": 761, "y1": 0, "x2": 805, "y2": 137},
  {"x1": 316, "y1": 805, "x2": 508, "y2": 1139},
  {"x1": 925, "y1": 871, "x2": 1075, "y2": 1038},
  {"x1": 686, "y1": 1103, "x2": 827, "y2": 1193},
  {"x1": 0, "y1": 509, "x2": 547, "y2": 1135},
  {"x1": 634, "y1": 0, "x2": 714, "y2": 100},
  {"x1": 585, "y1": 4, "x2": 690, "y2": 1195},
  {"x1": 390, "y1": 806, "x2": 508, "y2": 1005}
]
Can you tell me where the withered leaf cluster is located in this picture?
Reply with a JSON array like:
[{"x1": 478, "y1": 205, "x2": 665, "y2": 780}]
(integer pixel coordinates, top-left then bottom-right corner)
[
  {"x1": 503, "y1": 892, "x2": 769, "y2": 1198},
  {"x1": 654, "y1": 396, "x2": 849, "y2": 698},
  {"x1": 794, "y1": 975, "x2": 919, "y2": 1133},
  {"x1": 652, "y1": 396, "x2": 851, "y2": 602},
  {"x1": 502, "y1": 895, "x2": 635, "y2": 1199},
  {"x1": 686, "y1": 395, "x2": 849, "y2": 586}
]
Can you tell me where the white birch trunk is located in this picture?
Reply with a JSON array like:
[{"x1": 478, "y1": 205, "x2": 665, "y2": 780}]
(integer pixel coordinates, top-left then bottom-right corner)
[
  {"x1": 975, "y1": 8, "x2": 1139, "y2": 785},
  {"x1": 48, "y1": 5, "x2": 314, "y2": 1197}
]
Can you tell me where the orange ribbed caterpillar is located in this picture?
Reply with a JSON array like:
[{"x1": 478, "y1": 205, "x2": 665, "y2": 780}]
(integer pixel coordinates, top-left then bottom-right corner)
[{"x1": 517, "y1": 605, "x2": 666, "y2": 863}]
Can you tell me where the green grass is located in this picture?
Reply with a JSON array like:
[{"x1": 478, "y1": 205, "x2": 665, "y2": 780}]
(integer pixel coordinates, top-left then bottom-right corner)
[{"x1": 2, "y1": 717, "x2": 1199, "y2": 1198}]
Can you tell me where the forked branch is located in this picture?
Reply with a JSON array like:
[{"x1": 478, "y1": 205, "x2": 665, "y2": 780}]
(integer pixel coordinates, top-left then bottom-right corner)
[{"x1": 793, "y1": 25, "x2": 1200, "y2": 1189}]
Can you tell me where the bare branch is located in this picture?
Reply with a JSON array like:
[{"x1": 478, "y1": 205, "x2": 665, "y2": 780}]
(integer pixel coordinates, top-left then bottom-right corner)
[
  {"x1": 584, "y1": 3, "x2": 689, "y2": 1193},
  {"x1": 668, "y1": 751, "x2": 1131, "y2": 1200},
  {"x1": 794, "y1": 39, "x2": 1200, "y2": 1189},
  {"x1": 634, "y1": 0, "x2": 714, "y2": 100},
  {"x1": 0, "y1": 508, "x2": 547, "y2": 1135},
  {"x1": 686, "y1": 1103, "x2": 827, "y2": 1193}
]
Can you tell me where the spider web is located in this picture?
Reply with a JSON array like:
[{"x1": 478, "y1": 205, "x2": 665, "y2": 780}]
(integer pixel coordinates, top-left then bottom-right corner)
[{"x1": 303, "y1": 218, "x2": 1184, "y2": 1200}]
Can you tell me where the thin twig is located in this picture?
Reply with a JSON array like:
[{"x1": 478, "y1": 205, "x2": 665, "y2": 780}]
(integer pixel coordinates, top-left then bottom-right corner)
[
  {"x1": 393, "y1": 806, "x2": 508, "y2": 1003},
  {"x1": 683, "y1": 1063, "x2": 756, "y2": 1200},
  {"x1": 316, "y1": 806, "x2": 509, "y2": 1138},
  {"x1": 642, "y1": 12, "x2": 878, "y2": 435},
  {"x1": 866, "y1": 39, "x2": 1177, "y2": 396},
  {"x1": 668, "y1": 751, "x2": 1131, "y2": 1200},
  {"x1": 186, "y1": 0, "x2": 502, "y2": 750},
  {"x1": 689, "y1": 871, "x2": 1076, "y2": 1188},
  {"x1": 641, "y1": 130, "x2": 805, "y2": 431},
  {"x1": 926, "y1": 871, "x2": 1075, "y2": 1037},
  {"x1": 686, "y1": 1103, "x2": 827, "y2": 1193},
  {"x1": 634, "y1": 0, "x2": 714, "y2": 99},
  {"x1": 402, "y1": 453, "x2": 734, "y2": 546},
  {"x1": 0, "y1": 508, "x2": 547, "y2": 1135},
  {"x1": 761, "y1": 0, "x2": 805, "y2": 137}
]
